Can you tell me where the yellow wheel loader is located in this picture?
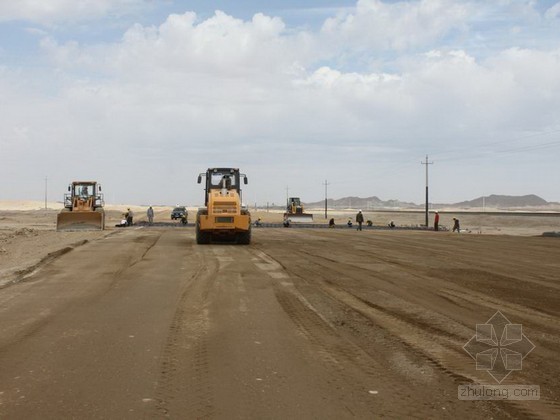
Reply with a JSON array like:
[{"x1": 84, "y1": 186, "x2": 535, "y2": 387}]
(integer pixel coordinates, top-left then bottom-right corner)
[
  {"x1": 196, "y1": 168, "x2": 251, "y2": 244},
  {"x1": 284, "y1": 197, "x2": 313, "y2": 223},
  {"x1": 56, "y1": 181, "x2": 105, "y2": 231}
]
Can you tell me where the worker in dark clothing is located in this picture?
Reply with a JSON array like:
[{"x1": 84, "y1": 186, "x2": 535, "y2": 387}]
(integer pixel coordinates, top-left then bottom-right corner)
[
  {"x1": 126, "y1": 208, "x2": 134, "y2": 226},
  {"x1": 452, "y1": 217, "x2": 460, "y2": 233},
  {"x1": 356, "y1": 210, "x2": 364, "y2": 231},
  {"x1": 434, "y1": 211, "x2": 440, "y2": 231},
  {"x1": 329, "y1": 218, "x2": 335, "y2": 228}
]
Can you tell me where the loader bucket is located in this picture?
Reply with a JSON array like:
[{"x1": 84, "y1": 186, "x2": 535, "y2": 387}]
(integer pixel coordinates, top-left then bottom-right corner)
[{"x1": 57, "y1": 210, "x2": 105, "y2": 231}]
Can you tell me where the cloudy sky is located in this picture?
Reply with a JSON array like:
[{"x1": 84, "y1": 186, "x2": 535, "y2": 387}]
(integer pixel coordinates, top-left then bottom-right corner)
[{"x1": 1, "y1": 0, "x2": 559, "y2": 206}]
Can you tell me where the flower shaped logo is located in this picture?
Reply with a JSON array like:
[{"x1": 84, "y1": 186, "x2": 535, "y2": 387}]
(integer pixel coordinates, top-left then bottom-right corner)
[{"x1": 463, "y1": 311, "x2": 535, "y2": 383}]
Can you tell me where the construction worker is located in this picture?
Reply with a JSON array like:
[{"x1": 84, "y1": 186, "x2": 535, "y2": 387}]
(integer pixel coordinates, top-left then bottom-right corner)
[
  {"x1": 147, "y1": 206, "x2": 154, "y2": 225},
  {"x1": 126, "y1": 208, "x2": 134, "y2": 226},
  {"x1": 355, "y1": 210, "x2": 364, "y2": 231},
  {"x1": 434, "y1": 211, "x2": 440, "y2": 231},
  {"x1": 452, "y1": 217, "x2": 460, "y2": 233}
]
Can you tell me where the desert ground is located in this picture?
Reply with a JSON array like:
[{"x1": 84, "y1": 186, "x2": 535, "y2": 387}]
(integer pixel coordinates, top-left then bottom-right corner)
[{"x1": 1, "y1": 201, "x2": 559, "y2": 418}]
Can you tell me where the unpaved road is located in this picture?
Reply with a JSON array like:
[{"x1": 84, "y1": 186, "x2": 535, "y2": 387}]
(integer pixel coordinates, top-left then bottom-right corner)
[{"x1": 0, "y1": 228, "x2": 559, "y2": 419}]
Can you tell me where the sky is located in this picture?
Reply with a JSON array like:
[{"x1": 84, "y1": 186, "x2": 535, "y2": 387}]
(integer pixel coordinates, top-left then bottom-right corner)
[{"x1": 1, "y1": 0, "x2": 559, "y2": 207}]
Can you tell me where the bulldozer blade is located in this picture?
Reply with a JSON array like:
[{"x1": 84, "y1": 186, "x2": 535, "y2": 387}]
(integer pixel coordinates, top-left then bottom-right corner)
[
  {"x1": 286, "y1": 214, "x2": 314, "y2": 223},
  {"x1": 57, "y1": 211, "x2": 105, "y2": 231}
]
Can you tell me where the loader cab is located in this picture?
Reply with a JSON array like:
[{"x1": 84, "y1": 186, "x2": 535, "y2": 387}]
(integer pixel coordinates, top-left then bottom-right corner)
[
  {"x1": 198, "y1": 168, "x2": 248, "y2": 205},
  {"x1": 65, "y1": 181, "x2": 104, "y2": 209},
  {"x1": 73, "y1": 183, "x2": 93, "y2": 197}
]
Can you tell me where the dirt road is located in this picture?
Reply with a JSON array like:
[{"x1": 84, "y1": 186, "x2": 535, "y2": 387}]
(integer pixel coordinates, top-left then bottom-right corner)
[{"x1": 0, "y1": 228, "x2": 559, "y2": 419}]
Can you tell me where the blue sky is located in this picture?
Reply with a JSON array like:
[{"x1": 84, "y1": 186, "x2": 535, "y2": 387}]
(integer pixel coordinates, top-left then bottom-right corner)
[{"x1": 1, "y1": 0, "x2": 560, "y2": 206}]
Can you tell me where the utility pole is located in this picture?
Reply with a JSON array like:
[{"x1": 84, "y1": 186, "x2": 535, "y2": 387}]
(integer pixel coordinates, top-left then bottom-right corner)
[
  {"x1": 44, "y1": 176, "x2": 48, "y2": 210},
  {"x1": 421, "y1": 155, "x2": 433, "y2": 227},
  {"x1": 323, "y1": 180, "x2": 330, "y2": 219}
]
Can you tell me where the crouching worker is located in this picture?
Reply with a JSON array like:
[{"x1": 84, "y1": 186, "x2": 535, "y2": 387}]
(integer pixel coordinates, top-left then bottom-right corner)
[{"x1": 115, "y1": 217, "x2": 128, "y2": 228}]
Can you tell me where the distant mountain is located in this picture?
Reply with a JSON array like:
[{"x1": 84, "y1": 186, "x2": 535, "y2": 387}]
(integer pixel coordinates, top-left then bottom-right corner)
[
  {"x1": 302, "y1": 194, "x2": 553, "y2": 210},
  {"x1": 449, "y1": 194, "x2": 549, "y2": 208}
]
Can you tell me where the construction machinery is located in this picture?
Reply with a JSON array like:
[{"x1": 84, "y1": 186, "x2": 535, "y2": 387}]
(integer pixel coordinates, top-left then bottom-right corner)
[
  {"x1": 56, "y1": 181, "x2": 105, "y2": 231},
  {"x1": 196, "y1": 168, "x2": 251, "y2": 244},
  {"x1": 284, "y1": 197, "x2": 313, "y2": 223}
]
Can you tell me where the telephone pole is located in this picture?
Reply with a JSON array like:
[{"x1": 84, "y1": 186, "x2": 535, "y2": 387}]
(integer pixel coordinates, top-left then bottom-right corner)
[
  {"x1": 421, "y1": 155, "x2": 433, "y2": 227},
  {"x1": 44, "y1": 176, "x2": 48, "y2": 210},
  {"x1": 323, "y1": 180, "x2": 330, "y2": 219}
]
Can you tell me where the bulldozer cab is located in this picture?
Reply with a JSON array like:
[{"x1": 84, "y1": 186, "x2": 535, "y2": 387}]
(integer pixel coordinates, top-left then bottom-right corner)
[{"x1": 288, "y1": 197, "x2": 302, "y2": 209}]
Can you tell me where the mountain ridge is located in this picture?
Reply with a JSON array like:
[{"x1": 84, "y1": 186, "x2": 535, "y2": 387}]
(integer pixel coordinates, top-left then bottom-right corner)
[{"x1": 303, "y1": 194, "x2": 557, "y2": 210}]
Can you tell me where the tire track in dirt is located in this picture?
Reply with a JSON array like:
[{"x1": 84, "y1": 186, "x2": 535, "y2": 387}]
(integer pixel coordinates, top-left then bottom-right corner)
[
  {"x1": 326, "y1": 238, "x2": 560, "y2": 413},
  {"x1": 0, "y1": 231, "x2": 164, "y2": 352},
  {"x1": 250, "y1": 247, "x2": 460, "y2": 418},
  {"x1": 254, "y1": 242, "x2": 543, "y2": 419},
  {"x1": 153, "y1": 246, "x2": 218, "y2": 418}
]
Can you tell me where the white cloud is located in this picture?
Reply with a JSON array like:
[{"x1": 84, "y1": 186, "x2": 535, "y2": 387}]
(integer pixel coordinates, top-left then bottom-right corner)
[
  {"x1": 321, "y1": 0, "x2": 470, "y2": 52},
  {"x1": 0, "y1": 0, "x2": 147, "y2": 24},
  {"x1": 1, "y1": 4, "x2": 560, "y2": 203},
  {"x1": 545, "y1": 2, "x2": 560, "y2": 19}
]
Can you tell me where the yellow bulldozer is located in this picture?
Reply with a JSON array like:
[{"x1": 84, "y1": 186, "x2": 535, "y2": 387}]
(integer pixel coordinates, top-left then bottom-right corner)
[
  {"x1": 284, "y1": 197, "x2": 313, "y2": 223},
  {"x1": 56, "y1": 181, "x2": 105, "y2": 231},
  {"x1": 196, "y1": 168, "x2": 251, "y2": 244}
]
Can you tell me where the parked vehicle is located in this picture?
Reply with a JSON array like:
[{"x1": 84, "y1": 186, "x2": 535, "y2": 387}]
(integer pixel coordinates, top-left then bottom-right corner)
[{"x1": 171, "y1": 206, "x2": 187, "y2": 221}]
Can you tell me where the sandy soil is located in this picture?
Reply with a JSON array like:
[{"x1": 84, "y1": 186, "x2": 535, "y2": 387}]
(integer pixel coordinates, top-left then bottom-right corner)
[
  {"x1": 0, "y1": 224, "x2": 559, "y2": 418},
  {"x1": 1, "y1": 202, "x2": 558, "y2": 288},
  {"x1": 0, "y1": 204, "x2": 176, "y2": 286},
  {"x1": 252, "y1": 208, "x2": 560, "y2": 236}
]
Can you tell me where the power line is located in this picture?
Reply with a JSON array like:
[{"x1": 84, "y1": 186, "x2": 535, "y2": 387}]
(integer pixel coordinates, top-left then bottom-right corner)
[{"x1": 434, "y1": 129, "x2": 560, "y2": 163}]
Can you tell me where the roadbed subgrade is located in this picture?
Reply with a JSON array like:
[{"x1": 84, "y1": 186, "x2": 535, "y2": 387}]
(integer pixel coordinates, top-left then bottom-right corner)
[{"x1": 256, "y1": 223, "x2": 432, "y2": 230}]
